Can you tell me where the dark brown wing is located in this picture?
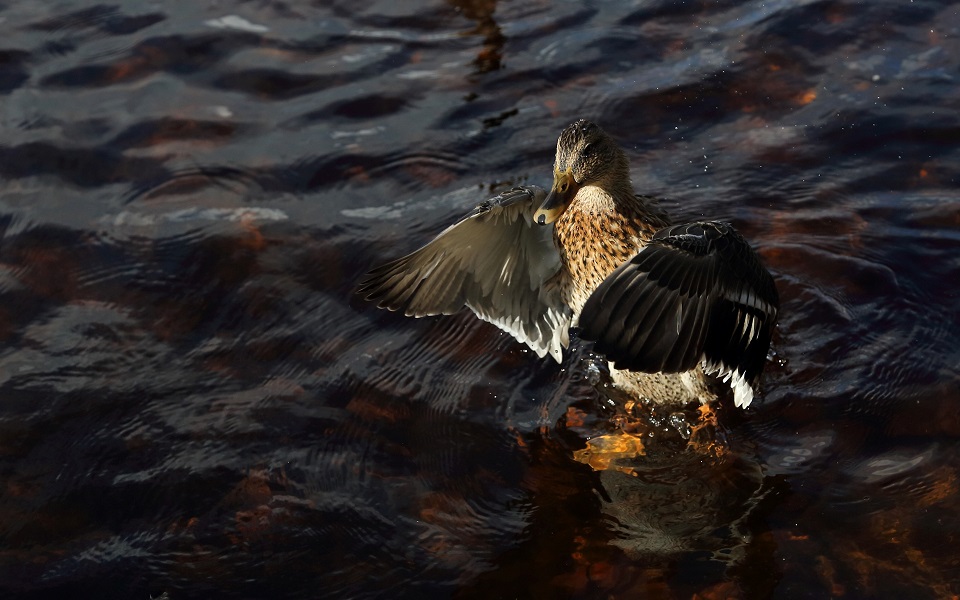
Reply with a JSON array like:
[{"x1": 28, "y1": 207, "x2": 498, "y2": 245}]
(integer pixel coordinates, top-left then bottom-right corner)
[
  {"x1": 578, "y1": 221, "x2": 779, "y2": 407},
  {"x1": 357, "y1": 186, "x2": 573, "y2": 362}
]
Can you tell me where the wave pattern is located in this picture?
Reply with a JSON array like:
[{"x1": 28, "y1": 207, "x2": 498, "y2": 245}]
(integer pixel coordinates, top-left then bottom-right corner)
[{"x1": 0, "y1": 0, "x2": 959, "y2": 598}]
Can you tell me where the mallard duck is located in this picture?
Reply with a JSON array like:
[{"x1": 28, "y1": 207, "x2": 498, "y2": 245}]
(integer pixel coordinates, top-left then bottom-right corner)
[{"x1": 358, "y1": 119, "x2": 779, "y2": 408}]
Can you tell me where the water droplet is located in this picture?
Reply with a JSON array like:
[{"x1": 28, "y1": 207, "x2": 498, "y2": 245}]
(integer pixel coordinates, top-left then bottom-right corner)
[
  {"x1": 586, "y1": 362, "x2": 601, "y2": 385},
  {"x1": 668, "y1": 412, "x2": 692, "y2": 439}
]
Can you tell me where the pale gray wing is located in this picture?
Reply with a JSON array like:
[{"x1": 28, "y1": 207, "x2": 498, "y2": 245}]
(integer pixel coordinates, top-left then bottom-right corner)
[{"x1": 357, "y1": 186, "x2": 572, "y2": 362}]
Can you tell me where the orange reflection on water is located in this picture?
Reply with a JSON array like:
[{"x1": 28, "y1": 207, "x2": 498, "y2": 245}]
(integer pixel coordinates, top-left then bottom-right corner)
[{"x1": 572, "y1": 431, "x2": 646, "y2": 474}]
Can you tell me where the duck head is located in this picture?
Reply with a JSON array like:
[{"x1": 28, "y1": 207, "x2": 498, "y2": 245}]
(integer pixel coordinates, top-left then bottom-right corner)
[{"x1": 535, "y1": 119, "x2": 631, "y2": 225}]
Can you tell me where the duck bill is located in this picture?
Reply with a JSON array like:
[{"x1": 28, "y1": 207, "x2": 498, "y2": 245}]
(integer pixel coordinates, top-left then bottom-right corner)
[{"x1": 534, "y1": 172, "x2": 578, "y2": 225}]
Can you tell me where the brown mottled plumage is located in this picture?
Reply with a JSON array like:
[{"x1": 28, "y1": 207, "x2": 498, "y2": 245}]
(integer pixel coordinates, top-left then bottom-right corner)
[{"x1": 358, "y1": 119, "x2": 779, "y2": 408}]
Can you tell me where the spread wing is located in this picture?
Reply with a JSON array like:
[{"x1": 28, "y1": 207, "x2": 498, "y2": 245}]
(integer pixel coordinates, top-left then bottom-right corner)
[
  {"x1": 357, "y1": 186, "x2": 573, "y2": 362},
  {"x1": 578, "y1": 221, "x2": 779, "y2": 407}
]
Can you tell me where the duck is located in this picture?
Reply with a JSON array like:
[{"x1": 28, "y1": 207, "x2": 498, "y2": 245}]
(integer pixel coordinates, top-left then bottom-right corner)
[{"x1": 358, "y1": 119, "x2": 779, "y2": 408}]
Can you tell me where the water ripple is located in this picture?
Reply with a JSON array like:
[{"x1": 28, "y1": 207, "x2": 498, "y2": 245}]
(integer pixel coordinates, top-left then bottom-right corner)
[{"x1": 2, "y1": 0, "x2": 960, "y2": 597}]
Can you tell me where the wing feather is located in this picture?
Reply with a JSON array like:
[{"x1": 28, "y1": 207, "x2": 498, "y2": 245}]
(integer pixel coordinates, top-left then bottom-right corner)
[
  {"x1": 357, "y1": 186, "x2": 573, "y2": 362},
  {"x1": 579, "y1": 221, "x2": 779, "y2": 406}
]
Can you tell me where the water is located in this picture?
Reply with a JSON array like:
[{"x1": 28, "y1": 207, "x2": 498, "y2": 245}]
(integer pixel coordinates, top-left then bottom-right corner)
[{"x1": 1, "y1": 0, "x2": 959, "y2": 598}]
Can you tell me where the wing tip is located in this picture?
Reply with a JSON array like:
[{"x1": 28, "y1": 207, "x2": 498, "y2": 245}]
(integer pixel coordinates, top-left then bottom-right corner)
[
  {"x1": 732, "y1": 371, "x2": 755, "y2": 408},
  {"x1": 704, "y1": 360, "x2": 759, "y2": 409}
]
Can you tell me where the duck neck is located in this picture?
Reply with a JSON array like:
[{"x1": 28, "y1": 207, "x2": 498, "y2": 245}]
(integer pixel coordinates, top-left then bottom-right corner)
[
  {"x1": 571, "y1": 177, "x2": 656, "y2": 229},
  {"x1": 554, "y1": 183, "x2": 654, "y2": 315}
]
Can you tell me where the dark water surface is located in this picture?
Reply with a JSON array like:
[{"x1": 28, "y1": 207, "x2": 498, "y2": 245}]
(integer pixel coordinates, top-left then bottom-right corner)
[{"x1": 1, "y1": 0, "x2": 959, "y2": 598}]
